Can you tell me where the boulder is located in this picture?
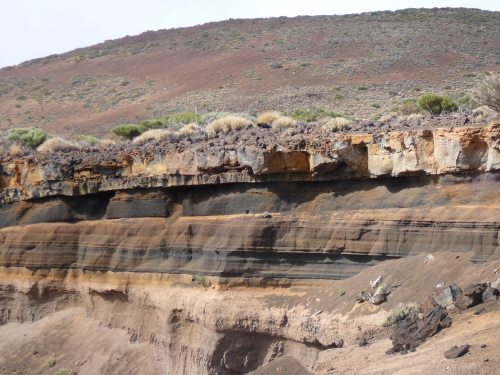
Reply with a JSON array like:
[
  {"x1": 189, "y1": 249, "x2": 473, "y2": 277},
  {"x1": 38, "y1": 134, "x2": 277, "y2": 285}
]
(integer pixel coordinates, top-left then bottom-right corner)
[
  {"x1": 369, "y1": 293, "x2": 386, "y2": 305},
  {"x1": 454, "y1": 283, "x2": 487, "y2": 309},
  {"x1": 391, "y1": 306, "x2": 448, "y2": 352},
  {"x1": 482, "y1": 287, "x2": 499, "y2": 302},
  {"x1": 430, "y1": 284, "x2": 462, "y2": 308}
]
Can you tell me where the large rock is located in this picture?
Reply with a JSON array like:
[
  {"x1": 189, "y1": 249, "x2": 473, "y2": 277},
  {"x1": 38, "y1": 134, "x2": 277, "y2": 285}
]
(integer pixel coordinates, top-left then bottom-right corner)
[
  {"x1": 391, "y1": 306, "x2": 448, "y2": 352},
  {"x1": 482, "y1": 287, "x2": 499, "y2": 302},
  {"x1": 454, "y1": 283, "x2": 488, "y2": 309},
  {"x1": 430, "y1": 284, "x2": 462, "y2": 308}
]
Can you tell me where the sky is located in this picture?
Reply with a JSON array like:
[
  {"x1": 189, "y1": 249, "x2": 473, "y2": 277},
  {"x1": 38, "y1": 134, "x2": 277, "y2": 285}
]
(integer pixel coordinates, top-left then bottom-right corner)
[{"x1": 1, "y1": 0, "x2": 499, "y2": 68}]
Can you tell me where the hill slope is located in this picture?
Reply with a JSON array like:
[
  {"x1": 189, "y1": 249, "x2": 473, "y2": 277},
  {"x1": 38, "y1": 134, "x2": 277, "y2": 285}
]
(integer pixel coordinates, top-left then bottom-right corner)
[{"x1": 0, "y1": 7, "x2": 499, "y2": 137}]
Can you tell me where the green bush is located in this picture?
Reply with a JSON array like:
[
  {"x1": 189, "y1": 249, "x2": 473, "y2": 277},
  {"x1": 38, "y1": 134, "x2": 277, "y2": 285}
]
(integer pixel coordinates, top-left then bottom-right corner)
[
  {"x1": 85, "y1": 135, "x2": 101, "y2": 145},
  {"x1": 7, "y1": 127, "x2": 47, "y2": 148},
  {"x1": 54, "y1": 370, "x2": 73, "y2": 375},
  {"x1": 417, "y1": 94, "x2": 457, "y2": 115},
  {"x1": 110, "y1": 124, "x2": 145, "y2": 139},
  {"x1": 289, "y1": 108, "x2": 352, "y2": 122},
  {"x1": 141, "y1": 112, "x2": 201, "y2": 130},
  {"x1": 46, "y1": 357, "x2": 56, "y2": 367},
  {"x1": 335, "y1": 94, "x2": 343, "y2": 100},
  {"x1": 370, "y1": 103, "x2": 380, "y2": 108},
  {"x1": 192, "y1": 274, "x2": 210, "y2": 287},
  {"x1": 270, "y1": 62, "x2": 283, "y2": 69}
]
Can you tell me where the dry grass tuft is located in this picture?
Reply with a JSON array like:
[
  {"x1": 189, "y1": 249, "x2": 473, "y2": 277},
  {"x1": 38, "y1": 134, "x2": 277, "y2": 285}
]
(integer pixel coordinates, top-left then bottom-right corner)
[
  {"x1": 98, "y1": 139, "x2": 116, "y2": 148},
  {"x1": 382, "y1": 302, "x2": 421, "y2": 327},
  {"x1": 8, "y1": 143, "x2": 28, "y2": 156},
  {"x1": 257, "y1": 111, "x2": 281, "y2": 124},
  {"x1": 273, "y1": 116, "x2": 297, "y2": 131},
  {"x1": 399, "y1": 103, "x2": 420, "y2": 116},
  {"x1": 205, "y1": 116, "x2": 251, "y2": 137},
  {"x1": 37, "y1": 137, "x2": 78, "y2": 152},
  {"x1": 179, "y1": 123, "x2": 205, "y2": 138},
  {"x1": 323, "y1": 117, "x2": 351, "y2": 131},
  {"x1": 380, "y1": 112, "x2": 398, "y2": 124},
  {"x1": 473, "y1": 105, "x2": 498, "y2": 122},
  {"x1": 132, "y1": 129, "x2": 179, "y2": 144}
]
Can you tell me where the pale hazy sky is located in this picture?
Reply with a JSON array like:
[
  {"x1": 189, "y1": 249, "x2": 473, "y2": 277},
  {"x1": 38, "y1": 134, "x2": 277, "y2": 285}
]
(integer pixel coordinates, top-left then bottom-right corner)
[{"x1": 1, "y1": 0, "x2": 499, "y2": 68}]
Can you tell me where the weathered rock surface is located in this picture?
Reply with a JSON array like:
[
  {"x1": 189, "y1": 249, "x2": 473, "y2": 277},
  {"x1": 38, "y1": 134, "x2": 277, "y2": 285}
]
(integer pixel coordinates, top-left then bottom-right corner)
[{"x1": 391, "y1": 306, "x2": 448, "y2": 352}]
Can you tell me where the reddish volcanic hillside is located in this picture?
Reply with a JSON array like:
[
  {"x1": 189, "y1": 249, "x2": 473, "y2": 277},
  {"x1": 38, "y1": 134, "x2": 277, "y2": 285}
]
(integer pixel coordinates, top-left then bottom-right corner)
[{"x1": 0, "y1": 7, "x2": 499, "y2": 137}]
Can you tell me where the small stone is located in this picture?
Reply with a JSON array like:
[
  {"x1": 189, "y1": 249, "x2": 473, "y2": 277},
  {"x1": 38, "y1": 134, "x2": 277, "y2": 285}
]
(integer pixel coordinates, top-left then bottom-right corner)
[
  {"x1": 444, "y1": 345, "x2": 470, "y2": 359},
  {"x1": 359, "y1": 338, "x2": 368, "y2": 347},
  {"x1": 418, "y1": 313, "x2": 424, "y2": 320},
  {"x1": 424, "y1": 254, "x2": 435, "y2": 264}
]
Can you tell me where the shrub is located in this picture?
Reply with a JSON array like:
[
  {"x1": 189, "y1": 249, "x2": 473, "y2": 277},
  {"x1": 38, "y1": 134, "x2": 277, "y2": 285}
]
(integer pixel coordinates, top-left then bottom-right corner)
[
  {"x1": 323, "y1": 117, "x2": 351, "y2": 132},
  {"x1": 290, "y1": 108, "x2": 352, "y2": 122},
  {"x1": 111, "y1": 124, "x2": 145, "y2": 139},
  {"x1": 141, "y1": 112, "x2": 201, "y2": 130},
  {"x1": 357, "y1": 85, "x2": 368, "y2": 91},
  {"x1": 382, "y1": 302, "x2": 421, "y2": 327},
  {"x1": 192, "y1": 274, "x2": 210, "y2": 287},
  {"x1": 270, "y1": 62, "x2": 283, "y2": 69},
  {"x1": 37, "y1": 137, "x2": 78, "y2": 152},
  {"x1": 31, "y1": 349, "x2": 38, "y2": 355},
  {"x1": 54, "y1": 369, "x2": 73, "y2": 375},
  {"x1": 16, "y1": 95, "x2": 27, "y2": 101},
  {"x1": 399, "y1": 103, "x2": 420, "y2": 116},
  {"x1": 339, "y1": 289, "x2": 345, "y2": 296},
  {"x1": 413, "y1": 86, "x2": 421, "y2": 91},
  {"x1": 179, "y1": 123, "x2": 204, "y2": 138},
  {"x1": 132, "y1": 129, "x2": 179, "y2": 144},
  {"x1": 474, "y1": 75, "x2": 500, "y2": 111},
  {"x1": 417, "y1": 94, "x2": 457, "y2": 115},
  {"x1": 7, "y1": 127, "x2": 47, "y2": 148},
  {"x1": 273, "y1": 116, "x2": 297, "y2": 131},
  {"x1": 290, "y1": 108, "x2": 318, "y2": 122},
  {"x1": 205, "y1": 116, "x2": 251, "y2": 137},
  {"x1": 257, "y1": 111, "x2": 280, "y2": 124},
  {"x1": 47, "y1": 357, "x2": 56, "y2": 367},
  {"x1": 370, "y1": 103, "x2": 380, "y2": 108},
  {"x1": 335, "y1": 94, "x2": 343, "y2": 100},
  {"x1": 84, "y1": 135, "x2": 100, "y2": 145}
]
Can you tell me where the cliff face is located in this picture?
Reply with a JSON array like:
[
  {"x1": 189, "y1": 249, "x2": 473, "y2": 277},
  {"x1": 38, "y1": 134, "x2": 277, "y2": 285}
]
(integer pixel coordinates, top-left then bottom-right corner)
[{"x1": 1, "y1": 122, "x2": 500, "y2": 374}]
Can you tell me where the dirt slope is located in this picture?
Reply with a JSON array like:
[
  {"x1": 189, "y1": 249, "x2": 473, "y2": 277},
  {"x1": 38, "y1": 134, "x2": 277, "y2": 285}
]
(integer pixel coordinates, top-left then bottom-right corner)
[{"x1": 0, "y1": 8, "x2": 499, "y2": 136}]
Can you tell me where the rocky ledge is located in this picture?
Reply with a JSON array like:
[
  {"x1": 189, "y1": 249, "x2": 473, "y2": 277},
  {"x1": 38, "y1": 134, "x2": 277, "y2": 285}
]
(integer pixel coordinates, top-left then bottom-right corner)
[{"x1": 1, "y1": 118, "x2": 499, "y2": 203}]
